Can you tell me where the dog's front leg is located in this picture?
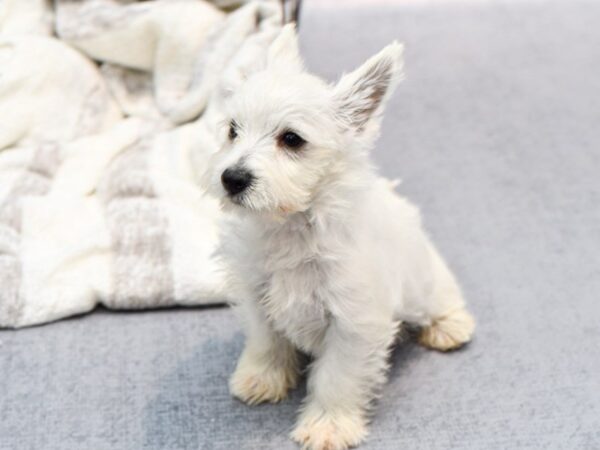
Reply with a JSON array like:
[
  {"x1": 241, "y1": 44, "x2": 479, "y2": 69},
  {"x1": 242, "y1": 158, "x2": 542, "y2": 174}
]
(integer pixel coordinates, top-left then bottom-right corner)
[
  {"x1": 230, "y1": 298, "x2": 299, "y2": 405},
  {"x1": 291, "y1": 318, "x2": 399, "y2": 450}
]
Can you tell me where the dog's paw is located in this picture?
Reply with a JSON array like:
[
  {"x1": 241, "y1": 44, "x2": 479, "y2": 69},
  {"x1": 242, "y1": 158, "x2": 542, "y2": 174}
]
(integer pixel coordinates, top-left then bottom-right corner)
[
  {"x1": 291, "y1": 408, "x2": 367, "y2": 450},
  {"x1": 229, "y1": 356, "x2": 297, "y2": 405},
  {"x1": 419, "y1": 307, "x2": 475, "y2": 351}
]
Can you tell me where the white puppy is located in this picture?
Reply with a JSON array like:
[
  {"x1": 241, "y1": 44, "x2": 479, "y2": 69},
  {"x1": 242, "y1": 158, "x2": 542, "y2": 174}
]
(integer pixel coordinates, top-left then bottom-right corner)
[{"x1": 204, "y1": 25, "x2": 475, "y2": 450}]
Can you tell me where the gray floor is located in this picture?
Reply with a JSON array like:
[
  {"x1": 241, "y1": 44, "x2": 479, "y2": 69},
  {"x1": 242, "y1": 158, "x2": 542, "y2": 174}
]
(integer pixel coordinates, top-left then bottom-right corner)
[{"x1": 2, "y1": 0, "x2": 600, "y2": 448}]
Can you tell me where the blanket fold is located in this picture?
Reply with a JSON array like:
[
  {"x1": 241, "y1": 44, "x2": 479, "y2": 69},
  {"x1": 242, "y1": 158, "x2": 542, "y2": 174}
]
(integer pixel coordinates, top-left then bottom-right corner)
[{"x1": 0, "y1": 0, "x2": 284, "y2": 328}]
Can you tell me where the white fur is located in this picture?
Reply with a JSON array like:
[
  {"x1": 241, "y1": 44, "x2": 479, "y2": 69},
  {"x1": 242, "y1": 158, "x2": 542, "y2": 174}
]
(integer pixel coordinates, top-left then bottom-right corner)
[{"x1": 205, "y1": 24, "x2": 475, "y2": 450}]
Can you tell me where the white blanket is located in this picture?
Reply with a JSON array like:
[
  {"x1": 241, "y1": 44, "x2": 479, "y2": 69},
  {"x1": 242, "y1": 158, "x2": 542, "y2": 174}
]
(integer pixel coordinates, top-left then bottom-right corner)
[{"x1": 0, "y1": 0, "x2": 284, "y2": 328}]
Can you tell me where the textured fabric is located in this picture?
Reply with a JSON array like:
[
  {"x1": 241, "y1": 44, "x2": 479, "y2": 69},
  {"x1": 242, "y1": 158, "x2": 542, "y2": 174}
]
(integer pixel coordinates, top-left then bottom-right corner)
[
  {"x1": 1, "y1": 0, "x2": 600, "y2": 448},
  {"x1": 0, "y1": 0, "x2": 284, "y2": 328}
]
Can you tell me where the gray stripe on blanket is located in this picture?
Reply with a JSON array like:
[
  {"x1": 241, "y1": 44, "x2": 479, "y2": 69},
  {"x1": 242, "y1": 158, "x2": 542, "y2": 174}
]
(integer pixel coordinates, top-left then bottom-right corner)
[
  {"x1": 55, "y1": 1, "x2": 151, "y2": 41},
  {"x1": 100, "y1": 139, "x2": 175, "y2": 309},
  {"x1": 0, "y1": 144, "x2": 60, "y2": 326}
]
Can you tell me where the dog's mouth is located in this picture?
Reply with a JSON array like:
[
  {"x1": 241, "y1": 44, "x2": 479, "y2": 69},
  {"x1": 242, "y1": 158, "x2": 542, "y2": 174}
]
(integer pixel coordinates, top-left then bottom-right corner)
[
  {"x1": 220, "y1": 185, "x2": 302, "y2": 220},
  {"x1": 222, "y1": 188, "x2": 262, "y2": 214},
  {"x1": 222, "y1": 192, "x2": 246, "y2": 209},
  {"x1": 222, "y1": 192, "x2": 292, "y2": 221}
]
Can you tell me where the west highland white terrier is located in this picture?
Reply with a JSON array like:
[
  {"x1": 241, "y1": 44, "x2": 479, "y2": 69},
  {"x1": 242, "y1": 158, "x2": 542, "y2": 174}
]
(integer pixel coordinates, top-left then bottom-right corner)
[{"x1": 204, "y1": 24, "x2": 475, "y2": 450}]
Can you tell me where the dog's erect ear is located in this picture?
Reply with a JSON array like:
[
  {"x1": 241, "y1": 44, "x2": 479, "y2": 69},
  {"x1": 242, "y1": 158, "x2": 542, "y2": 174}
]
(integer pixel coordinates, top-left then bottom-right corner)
[
  {"x1": 333, "y1": 42, "x2": 404, "y2": 132},
  {"x1": 267, "y1": 23, "x2": 303, "y2": 72}
]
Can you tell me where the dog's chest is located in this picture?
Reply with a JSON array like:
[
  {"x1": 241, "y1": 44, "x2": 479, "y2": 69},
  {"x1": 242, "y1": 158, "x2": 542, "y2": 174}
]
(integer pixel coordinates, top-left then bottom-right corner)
[{"x1": 258, "y1": 225, "x2": 332, "y2": 353}]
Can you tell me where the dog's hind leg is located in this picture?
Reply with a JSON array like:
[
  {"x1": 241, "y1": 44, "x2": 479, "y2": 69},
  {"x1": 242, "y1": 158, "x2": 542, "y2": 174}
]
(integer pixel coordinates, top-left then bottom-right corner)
[{"x1": 417, "y1": 245, "x2": 475, "y2": 352}]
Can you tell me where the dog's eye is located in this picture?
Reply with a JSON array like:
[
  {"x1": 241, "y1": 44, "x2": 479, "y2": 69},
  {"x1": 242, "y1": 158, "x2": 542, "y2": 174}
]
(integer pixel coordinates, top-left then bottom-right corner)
[
  {"x1": 228, "y1": 120, "x2": 238, "y2": 141},
  {"x1": 279, "y1": 131, "x2": 306, "y2": 149}
]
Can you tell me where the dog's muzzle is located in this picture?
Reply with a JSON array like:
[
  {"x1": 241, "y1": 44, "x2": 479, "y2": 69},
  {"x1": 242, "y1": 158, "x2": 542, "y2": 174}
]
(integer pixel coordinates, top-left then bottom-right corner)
[{"x1": 221, "y1": 167, "x2": 254, "y2": 196}]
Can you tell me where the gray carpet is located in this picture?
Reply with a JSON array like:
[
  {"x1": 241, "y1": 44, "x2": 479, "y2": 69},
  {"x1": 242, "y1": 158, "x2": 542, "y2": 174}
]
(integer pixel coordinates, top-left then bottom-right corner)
[{"x1": 1, "y1": 0, "x2": 599, "y2": 448}]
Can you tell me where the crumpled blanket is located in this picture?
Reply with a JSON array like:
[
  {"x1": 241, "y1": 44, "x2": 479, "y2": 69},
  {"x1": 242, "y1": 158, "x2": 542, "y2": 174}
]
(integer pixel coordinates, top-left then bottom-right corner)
[{"x1": 0, "y1": 0, "x2": 284, "y2": 328}]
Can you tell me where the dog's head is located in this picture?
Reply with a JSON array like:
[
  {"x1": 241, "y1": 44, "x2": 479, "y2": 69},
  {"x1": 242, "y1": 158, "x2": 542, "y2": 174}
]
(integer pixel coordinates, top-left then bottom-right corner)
[{"x1": 205, "y1": 25, "x2": 403, "y2": 218}]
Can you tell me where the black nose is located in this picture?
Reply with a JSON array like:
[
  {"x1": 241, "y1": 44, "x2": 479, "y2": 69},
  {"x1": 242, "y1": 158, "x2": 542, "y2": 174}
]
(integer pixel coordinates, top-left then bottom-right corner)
[{"x1": 221, "y1": 168, "x2": 253, "y2": 196}]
